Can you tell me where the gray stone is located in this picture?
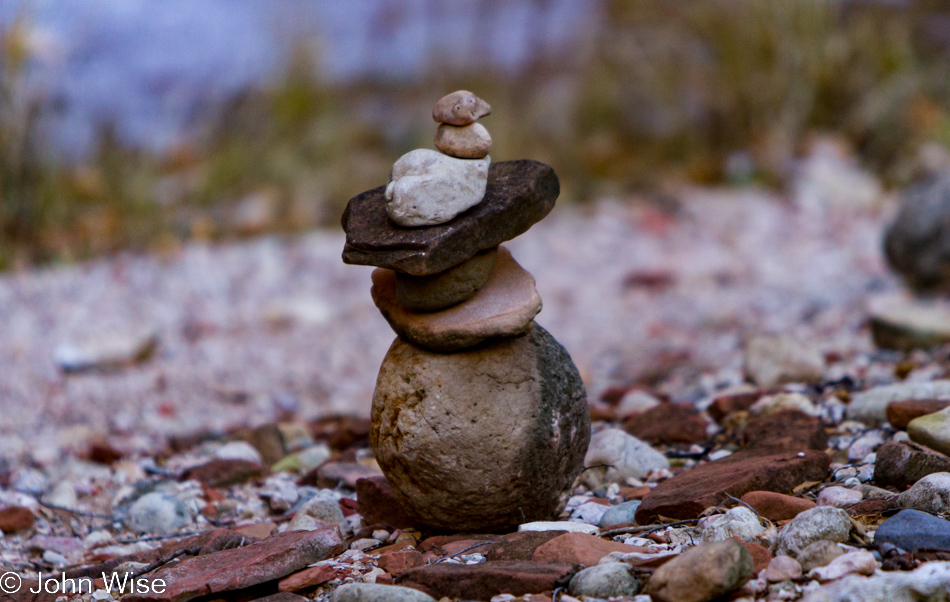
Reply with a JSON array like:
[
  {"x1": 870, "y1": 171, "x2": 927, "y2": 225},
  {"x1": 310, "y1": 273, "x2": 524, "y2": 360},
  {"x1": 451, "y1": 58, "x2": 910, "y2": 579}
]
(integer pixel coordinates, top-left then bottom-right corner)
[
  {"x1": 599, "y1": 501, "x2": 642, "y2": 528},
  {"x1": 898, "y1": 472, "x2": 950, "y2": 514},
  {"x1": 371, "y1": 324, "x2": 590, "y2": 532},
  {"x1": 54, "y1": 327, "x2": 158, "y2": 372},
  {"x1": 700, "y1": 506, "x2": 766, "y2": 543},
  {"x1": 870, "y1": 294, "x2": 950, "y2": 351},
  {"x1": 395, "y1": 247, "x2": 497, "y2": 312},
  {"x1": 847, "y1": 380, "x2": 950, "y2": 425},
  {"x1": 744, "y1": 335, "x2": 825, "y2": 388},
  {"x1": 568, "y1": 563, "x2": 642, "y2": 599},
  {"x1": 125, "y1": 492, "x2": 193, "y2": 534},
  {"x1": 644, "y1": 540, "x2": 753, "y2": 602},
  {"x1": 884, "y1": 172, "x2": 950, "y2": 292},
  {"x1": 816, "y1": 486, "x2": 863, "y2": 508},
  {"x1": 434, "y1": 123, "x2": 492, "y2": 159},
  {"x1": 908, "y1": 406, "x2": 950, "y2": 455},
  {"x1": 288, "y1": 490, "x2": 347, "y2": 536},
  {"x1": 432, "y1": 90, "x2": 491, "y2": 125},
  {"x1": 371, "y1": 247, "x2": 541, "y2": 352},
  {"x1": 800, "y1": 560, "x2": 950, "y2": 602},
  {"x1": 797, "y1": 540, "x2": 846, "y2": 572},
  {"x1": 384, "y1": 149, "x2": 490, "y2": 227},
  {"x1": 342, "y1": 160, "x2": 559, "y2": 276},
  {"x1": 580, "y1": 428, "x2": 670, "y2": 490},
  {"x1": 874, "y1": 508, "x2": 950, "y2": 552},
  {"x1": 331, "y1": 583, "x2": 437, "y2": 602},
  {"x1": 775, "y1": 506, "x2": 852, "y2": 558}
]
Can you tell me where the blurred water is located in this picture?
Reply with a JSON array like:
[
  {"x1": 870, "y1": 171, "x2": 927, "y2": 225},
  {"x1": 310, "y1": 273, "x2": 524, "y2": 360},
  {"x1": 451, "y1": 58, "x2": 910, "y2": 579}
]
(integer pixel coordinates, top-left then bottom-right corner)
[{"x1": 1, "y1": 0, "x2": 596, "y2": 156}]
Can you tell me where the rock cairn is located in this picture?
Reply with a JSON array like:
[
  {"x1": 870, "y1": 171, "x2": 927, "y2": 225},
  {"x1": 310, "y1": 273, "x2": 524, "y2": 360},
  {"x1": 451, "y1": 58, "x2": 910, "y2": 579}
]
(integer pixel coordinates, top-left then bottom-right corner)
[{"x1": 341, "y1": 91, "x2": 590, "y2": 532}]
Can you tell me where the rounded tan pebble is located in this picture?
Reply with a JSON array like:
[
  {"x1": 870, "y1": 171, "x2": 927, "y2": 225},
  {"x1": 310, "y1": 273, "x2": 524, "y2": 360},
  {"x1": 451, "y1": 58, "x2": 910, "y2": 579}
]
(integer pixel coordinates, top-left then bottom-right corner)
[
  {"x1": 432, "y1": 90, "x2": 491, "y2": 125},
  {"x1": 433, "y1": 123, "x2": 492, "y2": 159}
]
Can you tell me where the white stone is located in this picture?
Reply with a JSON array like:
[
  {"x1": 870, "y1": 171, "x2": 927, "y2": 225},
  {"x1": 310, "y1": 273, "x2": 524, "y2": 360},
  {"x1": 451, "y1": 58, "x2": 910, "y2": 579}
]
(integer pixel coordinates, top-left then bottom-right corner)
[
  {"x1": 700, "y1": 506, "x2": 766, "y2": 543},
  {"x1": 744, "y1": 335, "x2": 825, "y2": 388},
  {"x1": 125, "y1": 492, "x2": 194, "y2": 534},
  {"x1": 572, "y1": 501, "x2": 610, "y2": 525},
  {"x1": 297, "y1": 444, "x2": 333, "y2": 472},
  {"x1": 847, "y1": 380, "x2": 950, "y2": 425},
  {"x1": 807, "y1": 550, "x2": 878, "y2": 582},
  {"x1": 518, "y1": 521, "x2": 599, "y2": 534},
  {"x1": 800, "y1": 561, "x2": 950, "y2": 602},
  {"x1": 384, "y1": 149, "x2": 490, "y2": 227},
  {"x1": 54, "y1": 327, "x2": 158, "y2": 371},
  {"x1": 214, "y1": 441, "x2": 263, "y2": 465},
  {"x1": 817, "y1": 486, "x2": 863, "y2": 508},
  {"x1": 288, "y1": 490, "x2": 347, "y2": 536},
  {"x1": 898, "y1": 472, "x2": 950, "y2": 514},
  {"x1": 616, "y1": 390, "x2": 662, "y2": 417},
  {"x1": 580, "y1": 428, "x2": 670, "y2": 489},
  {"x1": 765, "y1": 555, "x2": 802, "y2": 582}
]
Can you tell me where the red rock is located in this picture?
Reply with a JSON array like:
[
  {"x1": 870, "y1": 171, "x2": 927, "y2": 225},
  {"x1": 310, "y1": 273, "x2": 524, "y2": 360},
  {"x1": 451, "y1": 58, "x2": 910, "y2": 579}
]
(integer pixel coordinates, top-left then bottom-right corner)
[
  {"x1": 588, "y1": 402, "x2": 616, "y2": 422},
  {"x1": 86, "y1": 442, "x2": 123, "y2": 465},
  {"x1": 232, "y1": 423, "x2": 287, "y2": 465},
  {"x1": 278, "y1": 565, "x2": 340, "y2": 592},
  {"x1": 734, "y1": 538, "x2": 772, "y2": 574},
  {"x1": 636, "y1": 449, "x2": 831, "y2": 523},
  {"x1": 378, "y1": 550, "x2": 425, "y2": 576},
  {"x1": 742, "y1": 410, "x2": 827, "y2": 451},
  {"x1": 181, "y1": 459, "x2": 266, "y2": 488},
  {"x1": 396, "y1": 561, "x2": 578, "y2": 601},
  {"x1": 235, "y1": 522, "x2": 277, "y2": 539},
  {"x1": 887, "y1": 399, "x2": 950, "y2": 430},
  {"x1": 373, "y1": 540, "x2": 417, "y2": 555},
  {"x1": 624, "y1": 402, "x2": 708, "y2": 444},
  {"x1": 0, "y1": 506, "x2": 34, "y2": 533},
  {"x1": 310, "y1": 415, "x2": 371, "y2": 451},
  {"x1": 707, "y1": 391, "x2": 761, "y2": 422},
  {"x1": 600, "y1": 385, "x2": 632, "y2": 405},
  {"x1": 740, "y1": 491, "x2": 816, "y2": 521},
  {"x1": 356, "y1": 477, "x2": 416, "y2": 528},
  {"x1": 619, "y1": 486, "x2": 651, "y2": 500},
  {"x1": 531, "y1": 532, "x2": 647, "y2": 566},
  {"x1": 123, "y1": 527, "x2": 345, "y2": 602},
  {"x1": 419, "y1": 534, "x2": 499, "y2": 554},
  {"x1": 441, "y1": 539, "x2": 497, "y2": 556},
  {"x1": 485, "y1": 531, "x2": 565, "y2": 561}
]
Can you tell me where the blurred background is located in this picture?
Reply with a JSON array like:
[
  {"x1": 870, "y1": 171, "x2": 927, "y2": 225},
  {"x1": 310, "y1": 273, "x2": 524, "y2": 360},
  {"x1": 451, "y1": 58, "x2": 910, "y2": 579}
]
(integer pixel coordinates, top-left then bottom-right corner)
[{"x1": 3, "y1": 0, "x2": 950, "y2": 270}]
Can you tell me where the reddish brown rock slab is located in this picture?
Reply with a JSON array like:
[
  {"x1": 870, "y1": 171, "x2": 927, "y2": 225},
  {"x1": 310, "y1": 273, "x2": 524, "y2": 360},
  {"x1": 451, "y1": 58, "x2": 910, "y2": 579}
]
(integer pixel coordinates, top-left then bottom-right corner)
[
  {"x1": 734, "y1": 538, "x2": 772, "y2": 574},
  {"x1": 310, "y1": 415, "x2": 371, "y2": 451},
  {"x1": 235, "y1": 522, "x2": 277, "y2": 539},
  {"x1": 707, "y1": 391, "x2": 762, "y2": 422},
  {"x1": 485, "y1": 531, "x2": 565, "y2": 561},
  {"x1": 278, "y1": 565, "x2": 341, "y2": 592},
  {"x1": 532, "y1": 532, "x2": 647, "y2": 566},
  {"x1": 742, "y1": 409, "x2": 828, "y2": 452},
  {"x1": 123, "y1": 527, "x2": 345, "y2": 602},
  {"x1": 342, "y1": 160, "x2": 558, "y2": 276},
  {"x1": 874, "y1": 440, "x2": 950, "y2": 489},
  {"x1": 356, "y1": 476, "x2": 416, "y2": 529},
  {"x1": 740, "y1": 491, "x2": 816, "y2": 521},
  {"x1": 623, "y1": 402, "x2": 708, "y2": 444},
  {"x1": 0, "y1": 506, "x2": 34, "y2": 533},
  {"x1": 396, "y1": 561, "x2": 578, "y2": 601},
  {"x1": 378, "y1": 550, "x2": 425, "y2": 577},
  {"x1": 887, "y1": 399, "x2": 950, "y2": 430},
  {"x1": 181, "y1": 459, "x2": 266, "y2": 488},
  {"x1": 636, "y1": 450, "x2": 831, "y2": 523},
  {"x1": 371, "y1": 247, "x2": 541, "y2": 352}
]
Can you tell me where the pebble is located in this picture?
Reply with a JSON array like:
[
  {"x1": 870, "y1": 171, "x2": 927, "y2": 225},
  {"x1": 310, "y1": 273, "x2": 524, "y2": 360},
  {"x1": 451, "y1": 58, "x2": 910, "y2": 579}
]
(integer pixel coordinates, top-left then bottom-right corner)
[
  {"x1": 599, "y1": 500, "x2": 642, "y2": 528},
  {"x1": 800, "y1": 560, "x2": 950, "y2": 602},
  {"x1": 874, "y1": 508, "x2": 950, "y2": 552},
  {"x1": 775, "y1": 506, "x2": 852, "y2": 558},
  {"x1": 434, "y1": 123, "x2": 492, "y2": 159},
  {"x1": 700, "y1": 507, "x2": 766, "y2": 543},
  {"x1": 371, "y1": 247, "x2": 541, "y2": 352},
  {"x1": 616, "y1": 390, "x2": 662, "y2": 417},
  {"x1": 765, "y1": 555, "x2": 802, "y2": 582},
  {"x1": 846, "y1": 431, "x2": 884, "y2": 462},
  {"x1": 518, "y1": 521, "x2": 599, "y2": 535},
  {"x1": 869, "y1": 294, "x2": 950, "y2": 351},
  {"x1": 571, "y1": 501, "x2": 609, "y2": 525},
  {"x1": 432, "y1": 90, "x2": 491, "y2": 125},
  {"x1": 580, "y1": 428, "x2": 670, "y2": 489},
  {"x1": 846, "y1": 380, "x2": 950, "y2": 425},
  {"x1": 372, "y1": 324, "x2": 589, "y2": 532},
  {"x1": 887, "y1": 398, "x2": 950, "y2": 429},
  {"x1": 744, "y1": 335, "x2": 825, "y2": 388},
  {"x1": 214, "y1": 441, "x2": 264, "y2": 465},
  {"x1": 331, "y1": 583, "x2": 437, "y2": 602},
  {"x1": 750, "y1": 392, "x2": 819, "y2": 417},
  {"x1": 897, "y1": 472, "x2": 950, "y2": 513},
  {"x1": 395, "y1": 247, "x2": 497, "y2": 312},
  {"x1": 125, "y1": 492, "x2": 194, "y2": 534},
  {"x1": 53, "y1": 327, "x2": 158, "y2": 372},
  {"x1": 807, "y1": 550, "x2": 877, "y2": 582},
  {"x1": 817, "y1": 486, "x2": 863, "y2": 508},
  {"x1": 384, "y1": 149, "x2": 490, "y2": 227},
  {"x1": 740, "y1": 491, "x2": 816, "y2": 521},
  {"x1": 798, "y1": 540, "x2": 846, "y2": 572},
  {"x1": 644, "y1": 539, "x2": 753, "y2": 602},
  {"x1": 568, "y1": 563, "x2": 642, "y2": 598},
  {"x1": 287, "y1": 491, "x2": 347, "y2": 536},
  {"x1": 907, "y1": 406, "x2": 950, "y2": 455}
]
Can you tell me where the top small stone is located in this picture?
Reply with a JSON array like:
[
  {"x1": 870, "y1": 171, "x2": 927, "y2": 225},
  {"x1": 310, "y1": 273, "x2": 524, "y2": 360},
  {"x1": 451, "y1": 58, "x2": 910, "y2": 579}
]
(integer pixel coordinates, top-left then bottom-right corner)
[{"x1": 432, "y1": 90, "x2": 491, "y2": 126}]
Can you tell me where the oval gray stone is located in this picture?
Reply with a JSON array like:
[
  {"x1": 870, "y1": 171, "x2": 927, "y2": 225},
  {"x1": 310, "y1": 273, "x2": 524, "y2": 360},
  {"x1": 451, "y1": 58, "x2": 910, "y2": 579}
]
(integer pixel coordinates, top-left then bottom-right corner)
[
  {"x1": 569, "y1": 563, "x2": 642, "y2": 598},
  {"x1": 331, "y1": 583, "x2": 436, "y2": 602},
  {"x1": 395, "y1": 247, "x2": 497, "y2": 312},
  {"x1": 371, "y1": 324, "x2": 590, "y2": 532}
]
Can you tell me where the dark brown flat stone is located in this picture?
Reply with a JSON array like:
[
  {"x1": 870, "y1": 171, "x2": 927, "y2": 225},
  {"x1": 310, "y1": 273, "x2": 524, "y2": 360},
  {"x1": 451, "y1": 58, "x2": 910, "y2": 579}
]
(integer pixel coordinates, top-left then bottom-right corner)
[
  {"x1": 742, "y1": 409, "x2": 828, "y2": 452},
  {"x1": 624, "y1": 402, "x2": 708, "y2": 444},
  {"x1": 396, "y1": 560, "x2": 577, "y2": 601},
  {"x1": 635, "y1": 449, "x2": 831, "y2": 523},
  {"x1": 873, "y1": 440, "x2": 950, "y2": 489},
  {"x1": 342, "y1": 160, "x2": 559, "y2": 276},
  {"x1": 887, "y1": 398, "x2": 950, "y2": 429}
]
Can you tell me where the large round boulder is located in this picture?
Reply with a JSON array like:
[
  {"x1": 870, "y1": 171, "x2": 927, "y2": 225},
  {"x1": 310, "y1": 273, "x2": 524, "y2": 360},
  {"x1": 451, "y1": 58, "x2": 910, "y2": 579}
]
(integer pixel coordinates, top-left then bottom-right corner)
[{"x1": 370, "y1": 324, "x2": 590, "y2": 531}]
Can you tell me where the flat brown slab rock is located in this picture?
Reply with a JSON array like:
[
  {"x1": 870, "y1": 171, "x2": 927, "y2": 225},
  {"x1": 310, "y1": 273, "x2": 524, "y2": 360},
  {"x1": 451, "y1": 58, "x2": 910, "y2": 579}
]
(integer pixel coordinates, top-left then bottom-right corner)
[
  {"x1": 371, "y1": 247, "x2": 541, "y2": 352},
  {"x1": 342, "y1": 160, "x2": 559, "y2": 276},
  {"x1": 531, "y1": 532, "x2": 647, "y2": 566},
  {"x1": 740, "y1": 491, "x2": 816, "y2": 521},
  {"x1": 887, "y1": 398, "x2": 950, "y2": 429},
  {"x1": 742, "y1": 409, "x2": 828, "y2": 452},
  {"x1": 873, "y1": 440, "x2": 950, "y2": 489},
  {"x1": 124, "y1": 527, "x2": 344, "y2": 602},
  {"x1": 624, "y1": 402, "x2": 708, "y2": 444},
  {"x1": 396, "y1": 560, "x2": 578, "y2": 601},
  {"x1": 635, "y1": 449, "x2": 831, "y2": 523}
]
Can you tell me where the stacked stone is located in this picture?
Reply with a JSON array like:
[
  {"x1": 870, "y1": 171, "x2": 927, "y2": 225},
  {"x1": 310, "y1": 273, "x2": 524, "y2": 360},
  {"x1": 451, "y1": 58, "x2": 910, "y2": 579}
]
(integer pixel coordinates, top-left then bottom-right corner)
[{"x1": 341, "y1": 91, "x2": 591, "y2": 532}]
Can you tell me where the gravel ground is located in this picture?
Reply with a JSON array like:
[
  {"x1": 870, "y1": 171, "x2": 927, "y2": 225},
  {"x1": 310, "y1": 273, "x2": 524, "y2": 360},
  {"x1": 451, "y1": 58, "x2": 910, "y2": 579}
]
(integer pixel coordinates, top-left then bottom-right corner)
[{"x1": 0, "y1": 184, "x2": 897, "y2": 462}]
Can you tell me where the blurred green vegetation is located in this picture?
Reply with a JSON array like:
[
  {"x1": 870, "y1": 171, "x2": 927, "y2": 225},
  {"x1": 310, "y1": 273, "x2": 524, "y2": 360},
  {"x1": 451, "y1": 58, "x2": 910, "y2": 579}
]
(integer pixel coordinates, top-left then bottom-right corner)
[{"x1": 4, "y1": 0, "x2": 950, "y2": 270}]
